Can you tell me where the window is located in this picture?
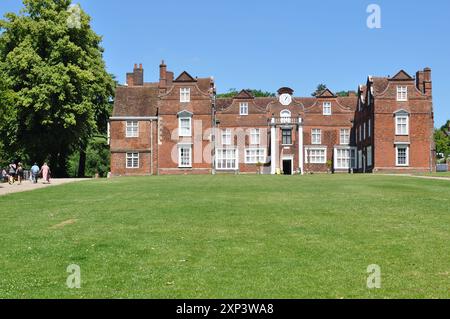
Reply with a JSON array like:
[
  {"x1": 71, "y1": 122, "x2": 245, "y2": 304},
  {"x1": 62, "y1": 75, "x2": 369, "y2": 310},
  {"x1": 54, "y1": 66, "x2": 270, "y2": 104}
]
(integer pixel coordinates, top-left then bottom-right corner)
[
  {"x1": 126, "y1": 121, "x2": 139, "y2": 138},
  {"x1": 250, "y1": 129, "x2": 260, "y2": 145},
  {"x1": 178, "y1": 145, "x2": 192, "y2": 167},
  {"x1": 367, "y1": 146, "x2": 373, "y2": 167},
  {"x1": 396, "y1": 145, "x2": 409, "y2": 166},
  {"x1": 126, "y1": 153, "x2": 139, "y2": 169},
  {"x1": 311, "y1": 129, "x2": 321, "y2": 145},
  {"x1": 280, "y1": 110, "x2": 291, "y2": 124},
  {"x1": 306, "y1": 148, "x2": 326, "y2": 164},
  {"x1": 363, "y1": 122, "x2": 366, "y2": 140},
  {"x1": 180, "y1": 88, "x2": 190, "y2": 103},
  {"x1": 359, "y1": 125, "x2": 362, "y2": 142},
  {"x1": 323, "y1": 102, "x2": 332, "y2": 115},
  {"x1": 395, "y1": 115, "x2": 409, "y2": 135},
  {"x1": 368, "y1": 119, "x2": 372, "y2": 137},
  {"x1": 358, "y1": 150, "x2": 362, "y2": 169},
  {"x1": 334, "y1": 148, "x2": 357, "y2": 169},
  {"x1": 397, "y1": 86, "x2": 408, "y2": 101},
  {"x1": 222, "y1": 129, "x2": 232, "y2": 145},
  {"x1": 240, "y1": 102, "x2": 248, "y2": 115},
  {"x1": 245, "y1": 148, "x2": 266, "y2": 164},
  {"x1": 340, "y1": 129, "x2": 350, "y2": 145},
  {"x1": 216, "y1": 148, "x2": 237, "y2": 170},
  {"x1": 282, "y1": 129, "x2": 292, "y2": 145},
  {"x1": 179, "y1": 118, "x2": 192, "y2": 137}
]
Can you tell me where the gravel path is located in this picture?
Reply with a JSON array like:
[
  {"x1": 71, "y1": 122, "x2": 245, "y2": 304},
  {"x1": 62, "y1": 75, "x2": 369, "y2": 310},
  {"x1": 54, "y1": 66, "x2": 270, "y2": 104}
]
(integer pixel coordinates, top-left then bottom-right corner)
[{"x1": 0, "y1": 178, "x2": 89, "y2": 196}]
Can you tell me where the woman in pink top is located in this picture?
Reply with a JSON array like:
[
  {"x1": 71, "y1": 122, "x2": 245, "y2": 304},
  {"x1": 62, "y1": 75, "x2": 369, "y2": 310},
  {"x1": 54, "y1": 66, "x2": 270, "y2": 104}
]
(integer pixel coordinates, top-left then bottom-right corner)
[{"x1": 40, "y1": 163, "x2": 51, "y2": 184}]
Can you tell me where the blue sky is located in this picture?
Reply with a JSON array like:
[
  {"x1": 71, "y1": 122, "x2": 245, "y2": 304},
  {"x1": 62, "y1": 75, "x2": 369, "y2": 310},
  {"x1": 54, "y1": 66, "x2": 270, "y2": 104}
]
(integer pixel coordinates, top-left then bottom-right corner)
[{"x1": 1, "y1": 0, "x2": 449, "y2": 126}]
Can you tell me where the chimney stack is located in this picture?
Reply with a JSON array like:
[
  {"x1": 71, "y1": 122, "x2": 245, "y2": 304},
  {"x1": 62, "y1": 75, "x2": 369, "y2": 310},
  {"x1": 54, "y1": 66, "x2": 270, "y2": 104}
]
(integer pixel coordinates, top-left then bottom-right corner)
[
  {"x1": 423, "y1": 67, "x2": 432, "y2": 97},
  {"x1": 159, "y1": 60, "x2": 167, "y2": 92},
  {"x1": 133, "y1": 63, "x2": 144, "y2": 86}
]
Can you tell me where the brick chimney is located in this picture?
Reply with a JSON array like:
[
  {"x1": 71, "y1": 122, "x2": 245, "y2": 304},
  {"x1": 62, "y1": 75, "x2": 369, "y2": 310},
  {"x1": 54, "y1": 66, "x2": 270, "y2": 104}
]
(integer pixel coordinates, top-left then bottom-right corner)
[
  {"x1": 416, "y1": 67, "x2": 432, "y2": 97},
  {"x1": 125, "y1": 63, "x2": 144, "y2": 86},
  {"x1": 159, "y1": 60, "x2": 167, "y2": 92}
]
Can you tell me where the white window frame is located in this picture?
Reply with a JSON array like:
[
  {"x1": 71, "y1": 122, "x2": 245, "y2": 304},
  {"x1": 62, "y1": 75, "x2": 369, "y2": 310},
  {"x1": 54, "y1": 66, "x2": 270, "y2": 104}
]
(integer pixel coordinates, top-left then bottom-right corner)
[
  {"x1": 250, "y1": 128, "x2": 260, "y2": 145},
  {"x1": 126, "y1": 152, "x2": 139, "y2": 169},
  {"x1": 396, "y1": 144, "x2": 409, "y2": 167},
  {"x1": 245, "y1": 148, "x2": 266, "y2": 164},
  {"x1": 240, "y1": 102, "x2": 249, "y2": 116},
  {"x1": 323, "y1": 102, "x2": 332, "y2": 116},
  {"x1": 340, "y1": 128, "x2": 350, "y2": 145},
  {"x1": 178, "y1": 117, "x2": 192, "y2": 137},
  {"x1": 126, "y1": 120, "x2": 139, "y2": 138},
  {"x1": 180, "y1": 88, "x2": 191, "y2": 103},
  {"x1": 216, "y1": 148, "x2": 238, "y2": 170},
  {"x1": 178, "y1": 145, "x2": 192, "y2": 168},
  {"x1": 311, "y1": 129, "x2": 322, "y2": 145},
  {"x1": 280, "y1": 110, "x2": 291, "y2": 124},
  {"x1": 397, "y1": 86, "x2": 408, "y2": 102},
  {"x1": 222, "y1": 129, "x2": 232, "y2": 146},
  {"x1": 334, "y1": 147, "x2": 357, "y2": 170},
  {"x1": 358, "y1": 150, "x2": 363, "y2": 169},
  {"x1": 395, "y1": 115, "x2": 409, "y2": 136},
  {"x1": 305, "y1": 147, "x2": 327, "y2": 164}
]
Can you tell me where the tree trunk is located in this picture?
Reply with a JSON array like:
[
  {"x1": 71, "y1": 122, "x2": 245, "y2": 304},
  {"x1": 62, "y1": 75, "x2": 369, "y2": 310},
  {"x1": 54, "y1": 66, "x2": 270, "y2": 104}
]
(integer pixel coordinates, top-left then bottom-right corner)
[{"x1": 78, "y1": 147, "x2": 86, "y2": 178}]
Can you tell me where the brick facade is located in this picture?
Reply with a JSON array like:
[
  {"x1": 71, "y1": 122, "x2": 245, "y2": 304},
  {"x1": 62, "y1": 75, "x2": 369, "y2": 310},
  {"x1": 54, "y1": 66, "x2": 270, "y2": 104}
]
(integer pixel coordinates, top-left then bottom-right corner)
[{"x1": 109, "y1": 62, "x2": 435, "y2": 176}]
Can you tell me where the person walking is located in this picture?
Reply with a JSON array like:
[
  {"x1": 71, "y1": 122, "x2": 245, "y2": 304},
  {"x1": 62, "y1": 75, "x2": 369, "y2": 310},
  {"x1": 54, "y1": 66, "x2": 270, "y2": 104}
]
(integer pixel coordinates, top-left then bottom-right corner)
[
  {"x1": 8, "y1": 163, "x2": 16, "y2": 185},
  {"x1": 40, "y1": 162, "x2": 51, "y2": 184},
  {"x1": 31, "y1": 163, "x2": 40, "y2": 184},
  {"x1": 16, "y1": 163, "x2": 24, "y2": 185}
]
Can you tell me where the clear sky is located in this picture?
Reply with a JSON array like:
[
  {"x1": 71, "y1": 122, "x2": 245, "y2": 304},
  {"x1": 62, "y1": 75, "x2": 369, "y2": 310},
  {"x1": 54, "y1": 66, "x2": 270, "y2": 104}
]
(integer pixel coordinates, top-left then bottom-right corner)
[{"x1": 1, "y1": 0, "x2": 449, "y2": 126}]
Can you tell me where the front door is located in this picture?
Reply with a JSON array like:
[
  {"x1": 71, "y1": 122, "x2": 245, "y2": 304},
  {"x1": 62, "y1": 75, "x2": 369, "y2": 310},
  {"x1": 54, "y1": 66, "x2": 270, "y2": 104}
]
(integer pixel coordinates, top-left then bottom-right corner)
[{"x1": 283, "y1": 159, "x2": 292, "y2": 175}]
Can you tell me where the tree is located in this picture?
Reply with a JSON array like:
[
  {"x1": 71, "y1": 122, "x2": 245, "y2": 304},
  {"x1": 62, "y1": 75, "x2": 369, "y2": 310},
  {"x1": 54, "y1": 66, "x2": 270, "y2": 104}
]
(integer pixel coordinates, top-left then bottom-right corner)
[
  {"x1": 216, "y1": 88, "x2": 275, "y2": 99},
  {"x1": 311, "y1": 84, "x2": 327, "y2": 97},
  {"x1": 434, "y1": 120, "x2": 450, "y2": 161},
  {"x1": 0, "y1": 0, "x2": 115, "y2": 176}
]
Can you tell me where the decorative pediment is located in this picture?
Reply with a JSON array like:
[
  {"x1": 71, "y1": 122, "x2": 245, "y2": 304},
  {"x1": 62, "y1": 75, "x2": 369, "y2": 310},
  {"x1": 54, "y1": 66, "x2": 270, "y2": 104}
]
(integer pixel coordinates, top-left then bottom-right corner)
[
  {"x1": 234, "y1": 89, "x2": 254, "y2": 99},
  {"x1": 277, "y1": 87, "x2": 294, "y2": 96},
  {"x1": 391, "y1": 70, "x2": 413, "y2": 81},
  {"x1": 393, "y1": 109, "x2": 410, "y2": 116},
  {"x1": 177, "y1": 110, "x2": 193, "y2": 118},
  {"x1": 174, "y1": 71, "x2": 197, "y2": 82},
  {"x1": 317, "y1": 88, "x2": 336, "y2": 98}
]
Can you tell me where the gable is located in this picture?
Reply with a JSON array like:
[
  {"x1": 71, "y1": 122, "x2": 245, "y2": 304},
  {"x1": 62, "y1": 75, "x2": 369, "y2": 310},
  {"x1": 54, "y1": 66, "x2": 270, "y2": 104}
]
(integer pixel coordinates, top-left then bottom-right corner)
[
  {"x1": 317, "y1": 88, "x2": 336, "y2": 98},
  {"x1": 391, "y1": 70, "x2": 413, "y2": 81},
  {"x1": 174, "y1": 71, "x2": 197, "y2": 82},
  {"x1": 234, "y1": 89, "x2": 254, "y2": 99}
]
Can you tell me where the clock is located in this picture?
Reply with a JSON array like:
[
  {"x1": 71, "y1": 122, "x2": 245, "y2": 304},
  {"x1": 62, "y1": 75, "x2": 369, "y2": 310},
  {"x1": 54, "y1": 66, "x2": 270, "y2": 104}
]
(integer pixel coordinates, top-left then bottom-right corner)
[{"x1": 279, "y1": 93, "x2": 292, "y2": 106}]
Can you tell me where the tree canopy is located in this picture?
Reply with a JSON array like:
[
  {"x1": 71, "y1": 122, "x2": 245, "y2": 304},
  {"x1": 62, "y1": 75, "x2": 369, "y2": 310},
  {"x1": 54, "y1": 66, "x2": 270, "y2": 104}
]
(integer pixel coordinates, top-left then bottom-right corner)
[
  {"x1": 216, "y1": 88, "x2": 276, "y2": 99},
  {"x1": 0, "y1": 0, "x2": 115, "y2": 176},
  {"x1": 435, "y1": 120, "x2": 450, "y2": 161}
]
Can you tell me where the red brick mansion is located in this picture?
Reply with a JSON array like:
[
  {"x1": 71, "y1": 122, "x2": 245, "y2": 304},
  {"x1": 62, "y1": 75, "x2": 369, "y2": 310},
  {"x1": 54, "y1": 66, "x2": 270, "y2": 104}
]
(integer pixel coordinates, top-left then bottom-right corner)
[{"x1": 109, "y1": 61, "x2": 435, "y2": 176}]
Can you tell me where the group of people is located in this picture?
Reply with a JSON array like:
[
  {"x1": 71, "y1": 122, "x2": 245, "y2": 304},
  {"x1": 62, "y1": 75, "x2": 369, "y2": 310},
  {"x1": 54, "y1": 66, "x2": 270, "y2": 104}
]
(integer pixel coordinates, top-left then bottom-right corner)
[{"x1": 1, "y1": 162, "x2": 51, "y2": 185}]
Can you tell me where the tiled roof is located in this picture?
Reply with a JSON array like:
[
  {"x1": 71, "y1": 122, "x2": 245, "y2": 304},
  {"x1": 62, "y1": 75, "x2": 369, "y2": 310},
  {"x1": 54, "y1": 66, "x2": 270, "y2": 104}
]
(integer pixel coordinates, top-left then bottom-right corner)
[
  {"x1": 371, "y1": 77, "x2": 389, "y2": 95},
  {"x1": 112, "y1": 86, "x2": 159, "y2": 117}
]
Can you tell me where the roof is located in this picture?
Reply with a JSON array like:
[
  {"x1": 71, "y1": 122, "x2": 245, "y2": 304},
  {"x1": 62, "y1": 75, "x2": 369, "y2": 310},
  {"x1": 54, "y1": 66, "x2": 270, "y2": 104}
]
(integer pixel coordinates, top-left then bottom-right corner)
[
  {"x1": 112, "y1": 86, "x2": 159, "y2": 117},
  {"x1": 371, "y1": 77, "x2": 389, "y2": 95}
]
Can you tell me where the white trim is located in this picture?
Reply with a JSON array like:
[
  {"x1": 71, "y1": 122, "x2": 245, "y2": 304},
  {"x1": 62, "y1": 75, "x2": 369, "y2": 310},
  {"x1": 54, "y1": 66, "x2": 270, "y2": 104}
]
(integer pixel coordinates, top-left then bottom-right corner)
[
  {"x1": 305, "y1": 146, "x2": 327, "y2": 164},
  {"x1": 239, "y1": 102, "x2": 249, "y2": 116},
  {"x1": 323, "y1": 102, "x2": 332, "y2": 116},
  {"x1": 126, "y1": 120, "x2": 139, "y2": 138},
  {"x1": 395, "y1": 114, "x2": 409, "y2": 136},
  {"x1": 397, "y1": 86, "x2": 408, "y2": 102},
  {"x1": 395, "y1": 144, "x2": 410, "y2": 167},
  {"x1": 340, "y1": 128, "x2": 350, "y2": 145},
  {"x1": 244, "y1": 148, "x2": 266, "y2": 164},
  {"x1": 178, "y1": 117, "x2": 192, "y2": 137},
  {"x1": 311, "y1": 129, "x2": 322, "y2": 145},
  {"x1": 281, "y1": 156, "x2": 294, "y2": 175},
  {"x1": 216, "y1": 148, "x2": 238, "y2": 170},
  {"x1": 180, "y1": 88, "x2": 191, "y2": 103},
  {"x1": 334, "y1": 146, "x2": 357, "y2": 170},
  {"x1": 178, "y1": 144, "x2": 192, "y2": 168},
  {"x1": 126, "y1": 152, "x2": 139, "y2": 169}
]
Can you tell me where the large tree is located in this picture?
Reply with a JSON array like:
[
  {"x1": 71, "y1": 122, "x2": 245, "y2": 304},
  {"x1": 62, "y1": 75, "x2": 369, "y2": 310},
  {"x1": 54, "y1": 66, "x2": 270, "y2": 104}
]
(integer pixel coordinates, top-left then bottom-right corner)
[
  {"x1": 0, "y1": 0, "x2": 115, "y2": 176},
  {"x1": 435, "y1": 120, "x2": 450, "y2": 161}
]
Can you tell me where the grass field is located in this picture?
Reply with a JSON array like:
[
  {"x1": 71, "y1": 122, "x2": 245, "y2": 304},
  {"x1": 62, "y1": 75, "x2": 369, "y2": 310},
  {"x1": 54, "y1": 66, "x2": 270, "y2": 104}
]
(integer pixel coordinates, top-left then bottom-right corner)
[{"x1": 0, "y1": 175, "x2": 449, "y2": 299}]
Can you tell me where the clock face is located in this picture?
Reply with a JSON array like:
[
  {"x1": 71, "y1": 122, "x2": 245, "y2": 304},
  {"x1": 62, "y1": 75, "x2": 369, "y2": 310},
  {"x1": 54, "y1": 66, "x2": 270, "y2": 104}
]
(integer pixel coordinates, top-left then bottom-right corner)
[{"x1": 279, "y1": 94, "x2": 292, "y2": 106}]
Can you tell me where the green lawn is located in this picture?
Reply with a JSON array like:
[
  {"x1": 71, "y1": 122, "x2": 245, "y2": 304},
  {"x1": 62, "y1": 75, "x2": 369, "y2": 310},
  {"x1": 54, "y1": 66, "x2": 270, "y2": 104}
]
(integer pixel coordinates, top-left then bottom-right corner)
[{"x1": 0, "y1": 175, "x2": 449, "y2": 299}]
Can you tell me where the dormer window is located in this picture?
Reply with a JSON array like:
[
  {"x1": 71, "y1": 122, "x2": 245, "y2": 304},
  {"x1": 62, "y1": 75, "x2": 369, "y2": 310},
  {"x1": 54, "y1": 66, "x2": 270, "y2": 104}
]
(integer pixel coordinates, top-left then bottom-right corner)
[
  {"x1": 126, "y1": 121, "x2": 139, "y2": 138},
  {"x1": 323, "y1": 102, "x2": 332, "y2": 115},
  {"x1": 397, "y1": 86, "x2": 408, "y2": 101},
  {"x1": 180, "y1": 88, "x2": 190, "y2": 103},
  {"x1": 240, "y1": 102, "x2": 248, "y2": 115}
]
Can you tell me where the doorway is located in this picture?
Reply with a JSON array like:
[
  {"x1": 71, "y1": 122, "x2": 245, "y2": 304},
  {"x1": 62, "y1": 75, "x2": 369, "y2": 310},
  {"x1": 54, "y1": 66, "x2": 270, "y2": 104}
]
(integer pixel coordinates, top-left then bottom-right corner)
[{"x1": 282, "y1": 159, "x2": 293, "y2": 175}]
